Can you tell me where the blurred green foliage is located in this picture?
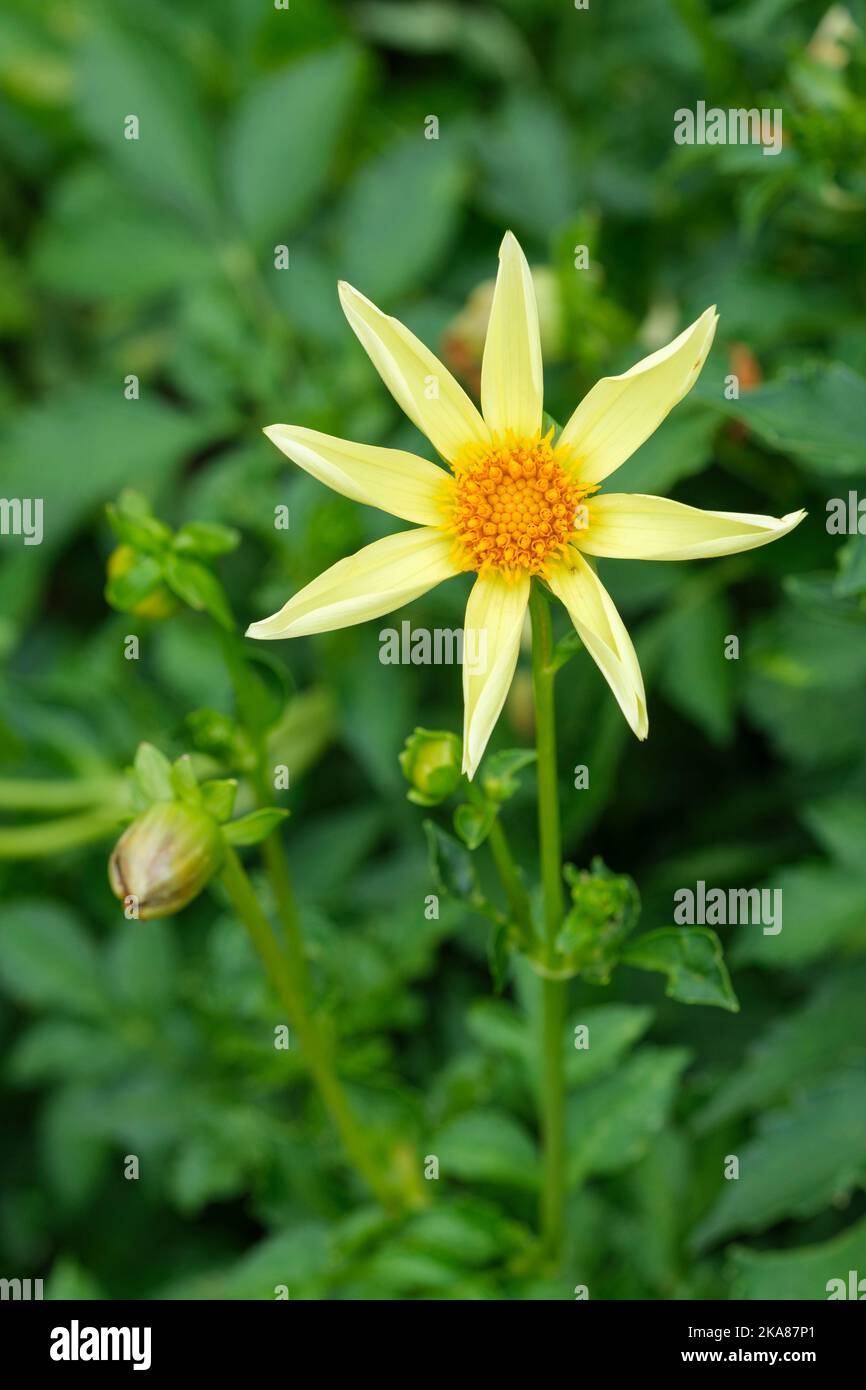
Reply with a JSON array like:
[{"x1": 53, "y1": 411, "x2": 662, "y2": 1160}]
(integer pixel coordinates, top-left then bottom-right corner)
[{"x1": 1, "y1": 0, "x2": 866, "y2": 1300}]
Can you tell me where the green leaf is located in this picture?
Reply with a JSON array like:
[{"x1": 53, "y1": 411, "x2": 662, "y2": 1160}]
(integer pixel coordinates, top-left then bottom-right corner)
[
  {"x1": 77, "y1": 27, "x2": 218, "y2": 225},
  {"x1": 477, "y1": 91, "x2": 575, "y2": 239},
  {"x1": 487, "y1": 920, "x2": 510, "y2": 994},
  {"x1": 567, "y1": 1047, "x2": 689, "y2": 1185},
  {"x1": 612, "y1": 407, "x2": 718, "y2": 495},
  {"x1": 200, "y1": 779, "x2": 239, "y2": 823},
  {"x1": 703, "y1": 362, "x2": 866, "y2": 475},
  {"x1": 165, "y1": 1226, "x2": 331, "y2": 1300},
  {"x1": 453, "y1": 799, "x2": 497, "y2": 850},
  {"x1": 1, "y1": 389, "x2": 208, "y2": 555},
  {"x1": 565, "y1": 1004, "x2": 655, "y2": 1088},
  {"x1": 108, "y1": 920, "x2": 177, "y2": 1014},
  {"x1": 467, "y1": 998, "x2": 531, "y2": 1065},
  {"x1": 133, "y1": 743, "x2": 174, "y2": 803},
  {"x1": 836, "y1": 534, "x2": 866, "y2": 597},
  {"x1": 32, "y1": 168, "x2": 207, "y2": 305},
  {"x1": 173, "y1": 521, "x2": 241, "y2": 558},
  {"x1": 435, "y1": 1109, "x2": 539, "y2": 1190},
  {"x1": 658, "y1": 595, "x2": 736, "y2": 745},
  {"x1": 401, "y1": 1198, "x2": 528, "y2": 1268},
  {"x1": 694, "y1": 965, "x2": 866, "y2": 1132},
  {"x1": 481, "y1": 748, "x2": 536, "y2": 803},
  {"x1": 423, "y1": 820, "x2": 478, "y2": 900},
  {"x1": 8, "y1": 1021, "x2": 118, "y2": 1084},
  {"x1": 104, "y1": 551, "x2": 163, "y2": 612},
  {"x1": 105, "y1": 494, "x2": 173, "y2": 553},
  {"x1": 0, "y1": 901, "x2": 107, "y2": 1018},
  {"x1": 550, "y1": 628, "x2": 583, "y2": 673},
  {"x1": 801, "y1": 795, "x2": 866, "y2": 873},
  {"x1": 163, "y1": 553, "x2": 235, "y2": 630},
  {"x1": 693, "y1": 1072, "x2": 866, "y2": 1249},
  {"x1": 733, "y1": 863, "x2": 866, "y2": 968},
  {"x1": 622, "y1": 927, "x2": 739, "y2": 1012},
  {"x1": 728, "y1": 1215, "x2": 866, "y2": 1301},
  {"x1": 226, "y1": 46, "x2": 364, "y2": 248},
  {"x1": 339, "y1": 132, "x2": 468, "y2": 302},
  {"x1": 170, "y1": 754, "x2": 201, "y2": 804},
  {"x1": 223, "y1": 808, "x2": 289, "y2": 846}
]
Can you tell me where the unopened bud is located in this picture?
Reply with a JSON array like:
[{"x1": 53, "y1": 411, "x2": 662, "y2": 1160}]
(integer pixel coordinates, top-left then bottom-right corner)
[
  {"x1": 109, "y1": 801, "x2": 223, "y2": 919},
  {"x1": 107, "y1": 544, "x2": 178, "y2": 620},
  {"x1": 399, "y1": 728, "x2": 462, "y2": 806}
]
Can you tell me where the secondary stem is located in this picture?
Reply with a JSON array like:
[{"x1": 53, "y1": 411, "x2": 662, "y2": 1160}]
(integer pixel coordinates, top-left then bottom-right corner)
[
  {"x1": 529, "y1": 582, "x2": 567, "y2": 1263},
  {"x1": 219, "y1": 846, "x2": 396, "y2": 1210}
]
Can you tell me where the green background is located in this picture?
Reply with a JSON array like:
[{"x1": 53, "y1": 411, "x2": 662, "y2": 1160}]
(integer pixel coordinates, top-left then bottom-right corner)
[{"x1": 1, "y1": 0, "x2": 866, "y2": 1299}]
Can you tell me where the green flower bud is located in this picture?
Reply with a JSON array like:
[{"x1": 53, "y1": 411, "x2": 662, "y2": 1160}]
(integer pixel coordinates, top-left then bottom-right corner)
[
  {"x1": 399, "y1": 728, "x2": 462, "y2": 806},
  {"x1": 108, "y1": 801, "x2": 223, "y2": 920}
]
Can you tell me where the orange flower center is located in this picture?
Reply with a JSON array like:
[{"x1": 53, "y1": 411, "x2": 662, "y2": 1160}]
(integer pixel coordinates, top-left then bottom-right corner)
[{"x1": 452, "y1": 433, "x2": 589, "y2": 574}]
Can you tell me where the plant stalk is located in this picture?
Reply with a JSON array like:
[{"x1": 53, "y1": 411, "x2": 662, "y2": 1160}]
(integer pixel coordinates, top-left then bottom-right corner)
[
  {"x1": 219, "y1": 846, "x2": 397, "y2": 1210},
  {"x1": 529, "y1": 582, "x2": 567, "y2": 1263}
]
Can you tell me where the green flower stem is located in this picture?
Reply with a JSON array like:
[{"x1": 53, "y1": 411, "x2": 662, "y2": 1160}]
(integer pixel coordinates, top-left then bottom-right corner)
[
  {"x1": 218, "y1": 846, "x2": 397, "y2": 1210},
  {"x1": 0, "y1": 777, "x2": 124, "y2": 811},
  {"x1": 0, "y1": 807, "x2": 125, "y2": 859},
  {"x1": 214, "y1": 624, "x2": 309, "y2": 978},
  {"x1": 529, "y1": 582, "x2": 568, "y2": 1263},
  {"x1": 465, "y1": 781, "x2": 534, "y2": 944},
  {"x1": 487, "y1": 816, "x2": 535, "y2": 945}
]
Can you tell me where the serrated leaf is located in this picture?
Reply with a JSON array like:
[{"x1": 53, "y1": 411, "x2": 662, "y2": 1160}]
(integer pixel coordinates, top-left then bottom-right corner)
[
  {"x1": 435, "y1": 1109, "x2": 538, "y2": 1190},
  {"x1": 728, "y1": 1215, "x2": 866, "y2": 1301},
  {"x1": 567, "y1": 1047, "x2": 689, "y2": 1184},
  {"x1": 622, "y1": 927, "x2": 739, "y2": 1012},
  {"x1": 566, "y1": 1004, "x2": 655, "y2": 1088},
  {"x1": 339, "y1": 132, "x2": 468, "y2": 302},
  {"x1": 801, "y1": 795, "x2": 866, "y2": 873},
  {"x1": 226, "y1": 46, "x2": 364, "y2": 248},
  {"x1": 703, "y1": 362, "x2": 866, "y2": 475},
  {"x1": 0, "y1": 902, "x2": 107, "y2": 1018},
  {"x1": 733, "y1": 863, "x2": 866, "y2": 968},
  {"x1": 694, "y1": 964, "x2": 866, "y2": 1132},
  {"x1": 693, "y1": 1072, "x2": 866, "y2": 1249}
]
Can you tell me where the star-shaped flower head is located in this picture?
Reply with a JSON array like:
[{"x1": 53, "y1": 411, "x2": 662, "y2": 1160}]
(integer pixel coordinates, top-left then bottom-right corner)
[{"x1": 248, "y1": 233, "x2": 805, "y2": 777}]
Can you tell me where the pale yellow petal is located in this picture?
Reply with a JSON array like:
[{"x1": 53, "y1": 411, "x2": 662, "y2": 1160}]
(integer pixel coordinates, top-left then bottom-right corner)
[
  {"x1": 246, "y1": 527, "x2": 459, "y2": 639},
  {"x1": 338, "y1": 281, "x2": 490, "y2": 464},
  {"x1": 547, "y1": 552, "x2": 648, "y2": 739},
  {"x1": 263, "y1": 424, "x2": 453, "y2": 526},
  {"x1": 578, "y1": 494, "x2": 807, "y2": 561},
  {"x1": 559, "y1": 307, "x2": 718, "y2": 486},
  {"x1": 481, "y1": 231, "x2": 544, "y2": 439},
  {"x1": 461, "y1": 569, "x2": 530, "y2": 779}
]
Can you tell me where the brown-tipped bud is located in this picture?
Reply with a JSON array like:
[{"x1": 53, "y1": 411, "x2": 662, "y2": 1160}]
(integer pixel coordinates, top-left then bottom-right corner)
[{"x1": 108, "y1": 801, "x2": 223, "y2": 920}]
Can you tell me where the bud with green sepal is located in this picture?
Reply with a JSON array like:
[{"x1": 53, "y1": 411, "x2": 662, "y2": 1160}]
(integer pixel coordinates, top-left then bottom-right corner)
[
  {"x1": 104, "y1": 489, "x2": 239, "y2": 630},
  {"x1": 108, "y1": 742, "x2": 288, "y2": 920},
  {"x1": 399, "y1": 728, "x2": 462, "y2": 806}
]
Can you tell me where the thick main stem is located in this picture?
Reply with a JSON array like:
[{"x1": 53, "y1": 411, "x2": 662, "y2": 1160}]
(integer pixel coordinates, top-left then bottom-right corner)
[
  {"x1": 219, "y1": 847, "x2": 395, "y2": 1209},
  {"x1": 529, "y1": 583, "x2": 567, "y2": 1262}
]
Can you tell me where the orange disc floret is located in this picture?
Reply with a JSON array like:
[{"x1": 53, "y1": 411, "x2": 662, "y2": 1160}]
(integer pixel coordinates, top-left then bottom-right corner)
[{"x1": 452, "y1": 432, "x2": 589, "y2": 575}]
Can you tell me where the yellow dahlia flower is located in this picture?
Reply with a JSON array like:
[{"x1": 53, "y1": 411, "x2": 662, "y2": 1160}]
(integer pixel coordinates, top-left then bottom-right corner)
[{"x1": 247, "y1": 233, "x2": 804, "y2": 778}]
